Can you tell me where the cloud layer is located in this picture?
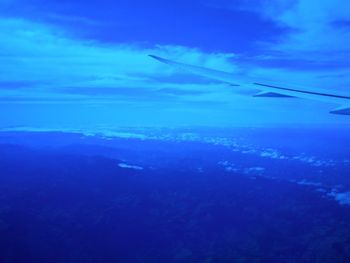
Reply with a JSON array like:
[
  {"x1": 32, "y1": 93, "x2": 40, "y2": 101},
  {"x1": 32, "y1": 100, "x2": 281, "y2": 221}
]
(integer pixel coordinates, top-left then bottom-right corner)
[{"x1": 1, "y1": 0, "x2": 350, "y2": 127}]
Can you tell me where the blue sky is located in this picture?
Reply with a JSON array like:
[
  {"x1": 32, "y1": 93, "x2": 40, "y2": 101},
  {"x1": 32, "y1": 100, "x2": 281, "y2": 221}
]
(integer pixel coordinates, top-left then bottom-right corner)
[{"x1": 1, "y1": 0, "x2": 350, "y2": 127}]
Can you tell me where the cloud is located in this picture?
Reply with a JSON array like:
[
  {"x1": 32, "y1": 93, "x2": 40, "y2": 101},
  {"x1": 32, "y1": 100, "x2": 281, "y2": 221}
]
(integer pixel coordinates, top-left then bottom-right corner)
[
  {"x1": 240, "y1": 0, "x2": 350, "y2": 62},
  {"x1": 328, "y1": 191, "x2": 350, "y2": 206},
  {"x1": 118, "y1": 163, "x2": 144, "y2": 170},
  {"x1": 271, "y1": 0, "x2": 350, "y2": 56},
  {"x1": 208, "y1": 0, "x2": 350, "y2": 68},
  {"x1": 0, "y1": 17, "x2": 238, "y2": 104}
]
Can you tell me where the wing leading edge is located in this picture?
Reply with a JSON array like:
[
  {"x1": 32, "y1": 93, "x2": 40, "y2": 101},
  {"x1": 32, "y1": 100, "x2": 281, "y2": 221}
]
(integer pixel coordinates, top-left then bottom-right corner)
[{"x1": 149, "y1": 55, "x2": 350, "y2": 115}]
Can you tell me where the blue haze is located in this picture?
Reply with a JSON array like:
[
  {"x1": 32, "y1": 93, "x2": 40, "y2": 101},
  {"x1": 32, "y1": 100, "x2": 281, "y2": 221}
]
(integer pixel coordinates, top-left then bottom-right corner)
[{"x1": 1, "y1": 1, "x2": 350, "y2": 262}]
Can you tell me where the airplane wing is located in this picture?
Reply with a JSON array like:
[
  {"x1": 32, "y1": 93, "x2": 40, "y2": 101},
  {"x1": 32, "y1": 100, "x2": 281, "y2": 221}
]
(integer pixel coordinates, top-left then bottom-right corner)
[{"x1": 149, "y1": 55, "x2": 350, "y2": 115}]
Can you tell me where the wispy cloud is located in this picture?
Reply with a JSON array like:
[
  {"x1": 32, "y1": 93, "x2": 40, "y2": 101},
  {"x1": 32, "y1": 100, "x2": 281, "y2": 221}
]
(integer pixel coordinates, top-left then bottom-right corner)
[
  {"x1": 237, "y1": 0, "x2": 350, "y2": 63},
  {"x1": 0, "y1": 18, "x2": 239, "y2": 104}
]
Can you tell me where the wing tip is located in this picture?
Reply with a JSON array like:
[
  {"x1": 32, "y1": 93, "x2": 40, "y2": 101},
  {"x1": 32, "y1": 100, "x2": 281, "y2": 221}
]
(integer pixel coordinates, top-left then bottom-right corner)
[
  {"x1": 148, "y1": 54, "x2": 169, "y2": 64},
  {"x1": 148, "y1": 54, "x2": 158, "y2": 59}
]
